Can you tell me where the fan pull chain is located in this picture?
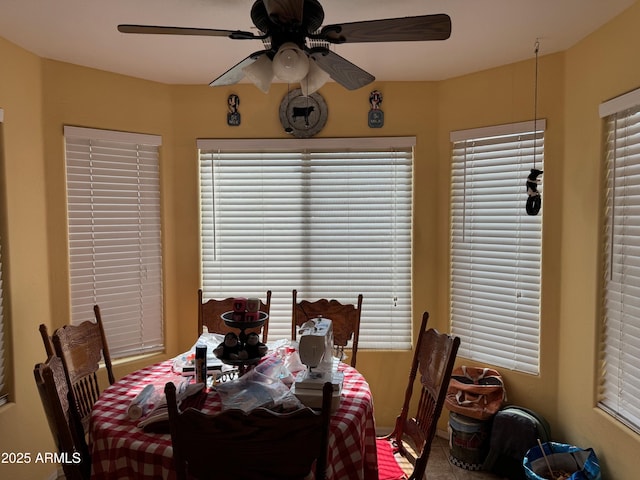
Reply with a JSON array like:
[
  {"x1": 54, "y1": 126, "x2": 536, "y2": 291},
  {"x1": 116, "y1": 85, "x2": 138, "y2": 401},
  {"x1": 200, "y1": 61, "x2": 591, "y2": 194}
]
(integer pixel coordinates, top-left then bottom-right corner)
[
  {"x1": 533, "y1": 39, "x2": 539, "y2": 170},
  {"x1": 526, "y1": 39, "x2": 543, "y2": 216},
  {"x1": 284, "y1": 83, "x2": 293, "y2": 134}
]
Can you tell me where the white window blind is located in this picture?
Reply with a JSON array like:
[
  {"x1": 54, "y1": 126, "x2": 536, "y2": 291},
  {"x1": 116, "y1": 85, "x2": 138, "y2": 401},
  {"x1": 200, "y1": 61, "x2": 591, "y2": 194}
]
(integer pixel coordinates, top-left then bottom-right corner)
[
  {"x1": 450, "y1": 120, "x2": 544, "y2": 375},
  {"x1": 64, "y1": 126, "x2": 164, "y2": 359},
  {"x1": 198, "y1": 137, "x2": 413, "y2": 349},
  {"x1": 600, "y1": 88, "x2": 640, "y2": 433},
  {"x1": 0, "y1": 108, "x2": 7, "y2": 406}
]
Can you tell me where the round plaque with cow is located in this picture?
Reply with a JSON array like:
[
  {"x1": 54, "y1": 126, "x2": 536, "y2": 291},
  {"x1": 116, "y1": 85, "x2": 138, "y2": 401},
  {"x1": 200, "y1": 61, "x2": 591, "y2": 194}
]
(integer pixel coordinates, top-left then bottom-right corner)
[{"x1": 279, "y1": 89, "x2": 328, "y2": 138}]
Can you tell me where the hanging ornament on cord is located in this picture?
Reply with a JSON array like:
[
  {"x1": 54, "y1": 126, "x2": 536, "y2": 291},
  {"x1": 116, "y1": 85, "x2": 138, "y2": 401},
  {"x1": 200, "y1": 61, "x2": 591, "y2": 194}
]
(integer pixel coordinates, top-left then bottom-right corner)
[
  {"x1": 526, "y1": 168, "x2": 543, "y2": 215},
  {"x1": 526, "y1": 39, "x2": 543, "y2": 216}
]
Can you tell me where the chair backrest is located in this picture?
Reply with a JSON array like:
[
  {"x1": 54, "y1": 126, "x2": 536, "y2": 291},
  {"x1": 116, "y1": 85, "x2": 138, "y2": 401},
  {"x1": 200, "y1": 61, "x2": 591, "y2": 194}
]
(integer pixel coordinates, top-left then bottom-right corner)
[
  {"x1": 34, "y1": 356, "x2": 91, "y2": 480},
  {"x1": 291, "y1": 289, "x2": 363, "y2": 367},
  {"x1": 52, "y1": 305, "x2": 115, "y2": 434},
  {"x1": 39, "y1": 323, "x2": 55, "y2": 357},
  {"x1": 392, "y1": 311, "x2": 460, "y2": 480},
  {"x1": 165, "y1": 380, "x2": 332, "y2": 480},
  {"x1": 197, "y1": 289, "x2": 272, "y2": 342}
]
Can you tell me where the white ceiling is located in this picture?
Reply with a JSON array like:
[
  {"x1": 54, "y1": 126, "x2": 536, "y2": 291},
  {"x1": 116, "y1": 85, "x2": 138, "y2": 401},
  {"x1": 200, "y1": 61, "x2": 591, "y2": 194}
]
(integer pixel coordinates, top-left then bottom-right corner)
[{"x1": 0, "y1": 0, "x2": 635, "y2": 86}]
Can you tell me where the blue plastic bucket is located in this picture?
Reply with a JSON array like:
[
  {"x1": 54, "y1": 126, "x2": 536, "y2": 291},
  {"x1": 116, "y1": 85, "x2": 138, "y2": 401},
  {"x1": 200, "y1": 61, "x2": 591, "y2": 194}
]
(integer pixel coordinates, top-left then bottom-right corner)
[{"x1": 524, "y1": 442, "x2": 601, "y2": 480}]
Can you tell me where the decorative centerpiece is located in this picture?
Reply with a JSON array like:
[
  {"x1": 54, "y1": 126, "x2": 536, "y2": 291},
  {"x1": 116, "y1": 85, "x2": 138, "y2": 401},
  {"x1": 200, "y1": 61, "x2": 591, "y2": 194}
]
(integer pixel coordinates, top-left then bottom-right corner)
[{"x1": 213, "y1": 297, "x2": 269, "y2": 374}]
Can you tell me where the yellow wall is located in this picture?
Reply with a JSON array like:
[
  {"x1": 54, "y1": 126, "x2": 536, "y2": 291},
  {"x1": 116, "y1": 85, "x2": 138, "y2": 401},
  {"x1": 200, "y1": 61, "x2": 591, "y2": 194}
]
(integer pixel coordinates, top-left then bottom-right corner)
[
  {"x1": 558, "y1": 3, "x2": 640, "y2": 476},
  {"x1": 1, "y1": 2, "x2": 640, "y2": 478},
  {"x1": 0, "y1": 36, "x2": 58, "y2": 479}
]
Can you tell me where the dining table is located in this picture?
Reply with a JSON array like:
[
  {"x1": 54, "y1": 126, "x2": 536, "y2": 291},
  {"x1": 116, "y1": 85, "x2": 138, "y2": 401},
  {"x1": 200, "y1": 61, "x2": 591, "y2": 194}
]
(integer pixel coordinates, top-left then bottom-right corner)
[{"x1": 89, "y1": 351, "x2": 379, "y2": 480}]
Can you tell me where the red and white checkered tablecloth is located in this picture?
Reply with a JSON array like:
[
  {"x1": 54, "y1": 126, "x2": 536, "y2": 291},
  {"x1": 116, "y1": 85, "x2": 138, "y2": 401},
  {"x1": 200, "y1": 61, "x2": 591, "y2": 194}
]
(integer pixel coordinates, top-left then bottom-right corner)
[{"x1": 90, "y1": 358, "x2": 378, "y2": 480}]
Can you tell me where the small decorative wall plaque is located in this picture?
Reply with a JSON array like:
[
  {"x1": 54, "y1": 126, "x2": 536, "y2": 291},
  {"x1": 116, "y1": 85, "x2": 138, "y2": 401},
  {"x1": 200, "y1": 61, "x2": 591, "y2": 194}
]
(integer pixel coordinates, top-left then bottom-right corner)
[
  {"x1": 368, "y1": 90, "x2": 384, "y2": 128},
  {"x1": 227, "y1": 94, "x2": 241, "y2": 126}
]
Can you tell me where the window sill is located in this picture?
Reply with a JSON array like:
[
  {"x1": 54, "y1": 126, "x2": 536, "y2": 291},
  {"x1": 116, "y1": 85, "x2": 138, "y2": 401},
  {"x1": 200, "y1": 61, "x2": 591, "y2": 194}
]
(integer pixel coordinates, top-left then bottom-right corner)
[
  {"x1": 0, "y1": 396, "x2": 14, "y2": 415},
  {"x1": 108, "y1": 351, "x2": 167, "y2": 369}
]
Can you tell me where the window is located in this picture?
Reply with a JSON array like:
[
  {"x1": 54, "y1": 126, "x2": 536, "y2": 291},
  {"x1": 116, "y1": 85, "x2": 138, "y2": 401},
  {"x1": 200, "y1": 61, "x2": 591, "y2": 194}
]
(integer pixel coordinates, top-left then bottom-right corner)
[
  {"x1": 198, "y1": 137, "x2": 413, "y2": 349},
  {"x1": 64, "y1": 126, "x2": 163, "y2": 359},
  {"x1": 599, "y1": 87, "x2": 640, "y2": 433},
  {"x1": 450, "y1": 120, "x2": 545, "y2": 375},
  {"x1": 0, "y1": 108, "x2": 8, "y2": 406}
]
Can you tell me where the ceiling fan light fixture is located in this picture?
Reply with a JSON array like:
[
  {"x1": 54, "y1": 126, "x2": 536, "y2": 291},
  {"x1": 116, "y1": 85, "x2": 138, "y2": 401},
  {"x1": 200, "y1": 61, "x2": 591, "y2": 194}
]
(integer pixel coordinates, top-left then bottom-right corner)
[
  {"x1": 300, "y1": 59, "x2": 330, "y2": 96},
  {"x1": 272, "y1": 42, "x2": 309, "y2": 83},
  {"x1": 119, "y1": 2, "x2": 453, "y2": 93},
  {"x1": 242, "y1": 54, "x2": 274, "y2": 93}
]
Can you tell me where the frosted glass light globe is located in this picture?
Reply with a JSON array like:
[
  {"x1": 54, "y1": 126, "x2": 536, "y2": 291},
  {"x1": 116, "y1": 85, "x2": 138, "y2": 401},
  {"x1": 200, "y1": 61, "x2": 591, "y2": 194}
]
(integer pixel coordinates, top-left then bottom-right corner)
[{"x1": 273, "y1": 42, "x2": 309, "y2": 83}]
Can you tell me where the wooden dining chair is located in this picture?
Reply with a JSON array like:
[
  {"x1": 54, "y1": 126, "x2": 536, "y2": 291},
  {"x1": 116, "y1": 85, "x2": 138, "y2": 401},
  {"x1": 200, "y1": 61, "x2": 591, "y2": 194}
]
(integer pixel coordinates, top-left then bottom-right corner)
[
  {"x1": 34, "y1": 355, "x2": 91, "y2": 480},
  {"x1": 197, "y1": 289, "x2": 272, "y2": 342},
  {"x1": 376, "y1": 311, "x2": 461, "y2": 480},
  {"x1": 52, "y1": 305, "x2": 115, "y2": 434},
  {"x1": 165, "y1": 380, "x2": 333, "y2": 480},
  {"x1": 291, "y1": 289, "x2": 363, "y2": 368}
]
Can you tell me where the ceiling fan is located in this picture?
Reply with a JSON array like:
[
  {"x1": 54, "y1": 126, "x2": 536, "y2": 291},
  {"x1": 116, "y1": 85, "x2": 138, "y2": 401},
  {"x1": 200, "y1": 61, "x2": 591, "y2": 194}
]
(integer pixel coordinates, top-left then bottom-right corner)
[{"x1": 118, "y1": 0, "x2": 451, "y2": 94}]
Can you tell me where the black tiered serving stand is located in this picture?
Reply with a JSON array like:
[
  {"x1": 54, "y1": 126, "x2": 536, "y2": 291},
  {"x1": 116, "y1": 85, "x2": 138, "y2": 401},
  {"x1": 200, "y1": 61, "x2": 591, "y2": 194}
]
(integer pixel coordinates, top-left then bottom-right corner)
[{"x1": 217, "y1": 311, "x2": 268, "y2": 376}]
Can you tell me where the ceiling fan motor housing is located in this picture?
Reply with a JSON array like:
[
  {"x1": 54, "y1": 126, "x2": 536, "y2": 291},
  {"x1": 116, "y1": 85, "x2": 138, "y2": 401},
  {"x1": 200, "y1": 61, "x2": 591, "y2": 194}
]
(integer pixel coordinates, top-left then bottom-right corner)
[{"x1": 251, "y1": 0, "x2": 324, "y2": 51}]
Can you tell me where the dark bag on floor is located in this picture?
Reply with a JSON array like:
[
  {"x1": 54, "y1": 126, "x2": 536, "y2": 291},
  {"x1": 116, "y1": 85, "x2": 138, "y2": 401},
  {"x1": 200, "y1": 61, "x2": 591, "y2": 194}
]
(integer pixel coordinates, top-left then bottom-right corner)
[{"x1": 483, "y1": 405, "x2": 551, "y2": 480}]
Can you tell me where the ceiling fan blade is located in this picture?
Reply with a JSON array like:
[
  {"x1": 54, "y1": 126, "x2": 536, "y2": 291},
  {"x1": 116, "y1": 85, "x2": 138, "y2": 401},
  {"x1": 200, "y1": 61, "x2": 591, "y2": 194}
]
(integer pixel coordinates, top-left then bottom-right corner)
[
  {"x1": 209, "y1": 51, "x2": 269, "y2": 87},
  {"x1": 320, "y1": 14, "x2": 451, "y2": 44},
  {"x1": 262, "y1": 0, "x2": 305, "y2": 25},
  {"x1": 118, "y1": 24, "x2": 257, "y2": 40},
  {"x1": 308, "y1": 48, "x2": 374, "y2": 90}
]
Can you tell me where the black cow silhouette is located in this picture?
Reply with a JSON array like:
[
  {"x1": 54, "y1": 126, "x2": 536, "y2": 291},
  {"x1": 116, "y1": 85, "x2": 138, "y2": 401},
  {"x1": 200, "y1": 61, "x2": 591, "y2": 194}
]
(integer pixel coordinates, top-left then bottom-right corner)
[{"x1": 292, "y1": 106, "x2": 315, "y2": 126}]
